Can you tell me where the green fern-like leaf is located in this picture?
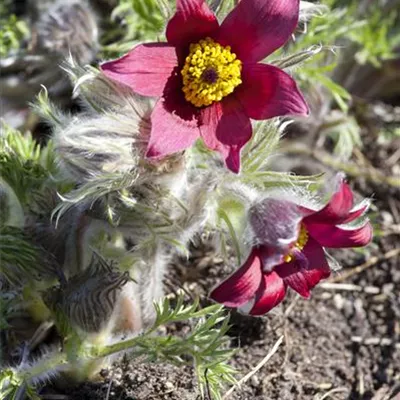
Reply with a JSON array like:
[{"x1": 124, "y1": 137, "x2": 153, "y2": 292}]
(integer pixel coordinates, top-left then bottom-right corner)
[
  {"x1": 0, "y1": 124, "x2": 61, "y2": 209},
  {"x1": 0, "y1": 226, "x2": 41, "y2": 286},
  {"x1": 0, "y1": 14, "x2": 29, "y2": 57}
]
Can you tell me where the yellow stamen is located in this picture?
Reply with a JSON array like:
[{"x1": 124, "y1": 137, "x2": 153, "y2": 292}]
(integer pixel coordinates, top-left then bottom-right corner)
[
  {"x1": 181, "y1": 37, "x2": 242, "y2": 107},
  {"x1": 284, "y1": 224, "x2": 309, "y2": 263}
]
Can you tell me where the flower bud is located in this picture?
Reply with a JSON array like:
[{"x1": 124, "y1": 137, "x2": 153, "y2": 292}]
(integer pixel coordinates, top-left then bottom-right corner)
[
  {"x1": 54, "y1": 111, "x2": 149, "y2": 182},
  {"x1": 35, "y1": 1, "x2": 99, "y2": 65},
  {"x1": 53, "y1": 88, "x2": 185, "y2": 189},
  {"x1": 44, "y1": 254, "x2": 130, "y2": 334},
  {"x1": 0, "y1": 1, "x2": 99, "y2": 128}
]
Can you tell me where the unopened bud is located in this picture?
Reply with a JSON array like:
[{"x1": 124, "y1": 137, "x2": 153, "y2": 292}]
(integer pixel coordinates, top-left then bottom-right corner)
[
  {"x1": 44, "y1": 255, "x2": 130, "y2": 334},
  {"x1": 54, "y1": 112, "x2": 148, "y2": 182},
  {"x1": 35, "y1": 1, "x2": 99, "y2": 65}
]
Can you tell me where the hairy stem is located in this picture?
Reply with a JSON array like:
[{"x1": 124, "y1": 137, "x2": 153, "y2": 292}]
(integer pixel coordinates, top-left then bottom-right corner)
[{"x1": 19, "y1": 352, "x2": 68, "y2": 382}]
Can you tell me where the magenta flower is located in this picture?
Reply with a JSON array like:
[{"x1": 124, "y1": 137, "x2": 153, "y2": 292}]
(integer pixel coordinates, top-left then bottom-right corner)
[
  {"x1": 101, "y1": 0, "x2": 308, "y2": 173},
  {"x1": 210, "y1": 177, "x2": 373, "y2": 315}
]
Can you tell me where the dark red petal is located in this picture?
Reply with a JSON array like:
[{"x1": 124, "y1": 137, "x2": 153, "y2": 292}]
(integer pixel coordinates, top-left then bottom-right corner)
[
  {"x1": 341, "y1": 202, "x2": 370, "y2": 224},
  {"x1": 209, "y1": 248, "x2": 263, "y2": 307},
  {"x1": 101, "y1": 43, "x2": 178, "y2": 97},
  {"x1": 217, "y1": 0, "x2": 300, "y2": 62},
  {"x1": 306, "y1": 222, "x2": 373, "y2": 248},
  {"x1": 146, "y1": 73, "x2": 200, "y2": 158},
  {"x1": 166, "y1": 0, "x2": 219, "y2": 49},
  {"x1": 236, "y1": 64, "x2": 308, "y2": 120},
  {"x1": 304, "y1": 178, "x2": 354, "y2": 225},
  {"x1": 301, "y1": 203, "x2": 370, "y2": 225},
  {"x1": 250, "y1": 271, "x2": 286, "y2": 315},
  {"x1": 276, "y1": 237, "x2": 330, "y2": 298},
  {"x1": 199, "y1": 97, "x2": 252, "y2": 173}
]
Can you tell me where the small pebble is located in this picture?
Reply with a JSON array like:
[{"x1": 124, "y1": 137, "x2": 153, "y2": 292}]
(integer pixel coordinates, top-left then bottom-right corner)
[
  {"x1": 251, "y1": 375, "x2": 260, "y2": 387},
  {"x1": 381, "y1": 211, "x2": 394, "y2": 225},
  {"x1": 333, "y1": 293, "x2": 344, "y2": 310}
]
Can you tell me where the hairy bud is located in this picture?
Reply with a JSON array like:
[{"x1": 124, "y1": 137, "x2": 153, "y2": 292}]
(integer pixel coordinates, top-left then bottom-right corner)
[
  {"x1": 44, "y1": 255, "x2": 130, "y2": 334},
  {"x1": 0, "y1": 1, "x2": 99, "y2": 128},
  {"x1": 53, "y1": 68, "x2": 186, "y2": 188},
  {"x1": 54, "y1": 112, "x2": 148, "y2": 182},
  {"x1": 34, "y1": 1, "x2": 99, "y2": 65}
]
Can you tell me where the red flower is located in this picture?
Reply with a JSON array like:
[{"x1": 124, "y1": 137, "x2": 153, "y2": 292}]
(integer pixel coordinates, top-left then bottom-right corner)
[
  {"x1": 101, "y1": 0, "x2": 308, "y2": 173},
  {"x1": 210, "y1": 177, "x2": 373, "y2": 315}
]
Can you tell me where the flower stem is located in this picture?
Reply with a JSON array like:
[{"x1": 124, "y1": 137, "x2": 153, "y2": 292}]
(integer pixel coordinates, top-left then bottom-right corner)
[
  {"x1": 91, "y1": 336, "x2": 143, "y2": 358},
  {"x1": 20, "y1": 352, "x2": 68, "y2": 382}
]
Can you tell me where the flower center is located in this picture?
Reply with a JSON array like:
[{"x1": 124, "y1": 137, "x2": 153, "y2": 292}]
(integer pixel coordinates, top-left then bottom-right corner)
[
  {"x1": 283, "y1": 224, "x2": 309, "y2": 263},
  {"x1": 181, "y1": 37, "x2": 242, "y2": 108}
]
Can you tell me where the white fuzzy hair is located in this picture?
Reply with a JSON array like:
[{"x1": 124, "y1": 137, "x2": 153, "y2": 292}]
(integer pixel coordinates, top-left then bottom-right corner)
[{"x1": 299, "y1": 1, "x2": 328, "y2": 22}]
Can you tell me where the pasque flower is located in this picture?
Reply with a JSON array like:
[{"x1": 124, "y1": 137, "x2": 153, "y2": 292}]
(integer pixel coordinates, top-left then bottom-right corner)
[
  {"x1": 210, "y1": 176, "x2": 373, "y2": 315},
  {"x1": 101, "y1": 0, "x2": 308, "y2": 173}
]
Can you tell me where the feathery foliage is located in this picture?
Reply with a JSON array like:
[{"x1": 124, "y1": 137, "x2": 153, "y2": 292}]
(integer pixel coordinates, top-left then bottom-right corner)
[
  {"x1": 1, "y1": 294, "x2": 236, "y2": 399},
  {"x1": 101, "y1": 0, "x2": 171, "y2": 57},
  {"x1": 0, "y1": 14, "x2": 29, "y2": 57},
  {"x1": 0, "y1": 124, "x2": 61, "y2": 208},
  {"x1": 0, "y1": 226, "x2": 42, "y2": 286}
]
